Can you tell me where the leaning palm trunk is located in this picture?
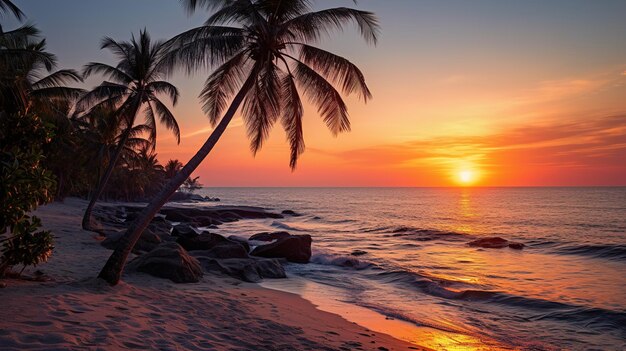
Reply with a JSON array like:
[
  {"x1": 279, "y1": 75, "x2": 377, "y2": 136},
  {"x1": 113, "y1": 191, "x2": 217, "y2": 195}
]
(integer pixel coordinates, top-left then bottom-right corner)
[
  {"x1": 97, "y1": 75, "x2": 254, "y2": 285},
  {"x1": 81, "y1": 125, "x2": 133, "y2": 231}
]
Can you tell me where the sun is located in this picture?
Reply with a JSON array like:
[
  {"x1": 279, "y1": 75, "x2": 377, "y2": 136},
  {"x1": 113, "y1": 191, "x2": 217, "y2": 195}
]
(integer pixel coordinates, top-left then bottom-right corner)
[{"x1": 457, "y1": 170, "x2": 476, "y2": 185}]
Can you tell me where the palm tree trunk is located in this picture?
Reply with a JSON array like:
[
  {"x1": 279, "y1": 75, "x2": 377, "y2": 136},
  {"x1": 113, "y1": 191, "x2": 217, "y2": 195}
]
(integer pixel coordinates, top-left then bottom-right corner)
[
  {"x1": 81, "y1": 126, "x2": 133, "y2": 231},
  {"x1": 97, "y1": 75, "x2": 255, "y2": 285}
]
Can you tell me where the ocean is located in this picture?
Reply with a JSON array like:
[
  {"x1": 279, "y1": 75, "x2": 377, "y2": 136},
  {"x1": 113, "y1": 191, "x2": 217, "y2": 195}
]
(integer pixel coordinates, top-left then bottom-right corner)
[{"x1": 195, "y1": 187, "x2": 626, "y2": 350}]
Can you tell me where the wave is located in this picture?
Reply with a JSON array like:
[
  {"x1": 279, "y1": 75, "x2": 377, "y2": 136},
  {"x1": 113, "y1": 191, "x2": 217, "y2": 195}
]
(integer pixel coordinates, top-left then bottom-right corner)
[
  {"x1": 554, "y1": 243, "x2": 626, "y2": 261},
  {"x1": 310, "y1": 251, "x2": 375, "y2": 270},
  {"x1": 362, "y1": 225, "x2": 468, "y2": 242},
  {"x1": 371, "y1": 270, "x2": 626, "y2": 333},
  {"x1": 270, "y1": 221, "x2": 303, "y2": 231}
]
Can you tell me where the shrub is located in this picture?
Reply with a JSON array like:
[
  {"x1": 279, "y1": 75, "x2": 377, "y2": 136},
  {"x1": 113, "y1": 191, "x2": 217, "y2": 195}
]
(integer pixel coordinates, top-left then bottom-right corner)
[{"x1": 0, "y1": 111, "x2": 56, "y2": 277}]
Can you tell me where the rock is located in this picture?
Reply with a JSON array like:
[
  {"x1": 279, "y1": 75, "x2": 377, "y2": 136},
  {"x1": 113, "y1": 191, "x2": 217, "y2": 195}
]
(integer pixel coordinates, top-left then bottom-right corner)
[
  {"x1": 160, "y1": 206, "x2": 283, "y2": 224},
  {"x1": 193, "y1": 216, "x2": 222, "y2": 227},
  {"x1": 163, "y1": 210, "x2": 195, "y2": 223},
  {"x1": 227, "y1": 235, "x2": 251, "y2": 252},
  {"x1": 281, "y1": 210, "x2": 302, "y2": 216},
  {"x1": 101, "y1": 229, "x2": 161, "y2": 253},
  {"x1": 351, "y1": 250, "x2": 368, "y2": 256},
  {"x1": 250, "y1": 234, "x2": 312, "y2": 263},
  {"x1": 191, "y1": 241, "x2": 249, "y2": 259},
  {"x1": 171, "y1": 225, "x2": 197, "y2": 239},
  {"x1": 249, "y1": 231, "x2": 291, "y2": 242},
  {"x1": 0, "y1": 282, "x2": 6, "y2": 288},
  {"x1": 194, "y1": 256, "x2": 286, "y2": 282},
  {"x1": 177, "y1": 232, "x2": 229, "y2": 251},
  {"x1": 468, "y1": 237, "x2": 509, "y2": 249},
  {"x1": 508, "y1": 242, "x2": 525, "y2": 250},
  {"x1": 128, "y1": 242, "x2": 203, "y2": 283}
]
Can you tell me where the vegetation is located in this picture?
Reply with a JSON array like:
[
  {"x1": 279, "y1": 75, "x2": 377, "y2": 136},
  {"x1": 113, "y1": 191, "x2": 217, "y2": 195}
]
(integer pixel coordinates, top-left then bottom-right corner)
[
  {"x1": 0, "y1": 111, "x2": 55, "y2": 277},
  {"x1": 97, "y1": 0, "x2": 378, "y2": 285},
  {"x1": 79, "y1": 29, "x2": 181, "y2": 231},
  {"x1": 1, "y1": 0, "x2": 377, "y2": 284}
]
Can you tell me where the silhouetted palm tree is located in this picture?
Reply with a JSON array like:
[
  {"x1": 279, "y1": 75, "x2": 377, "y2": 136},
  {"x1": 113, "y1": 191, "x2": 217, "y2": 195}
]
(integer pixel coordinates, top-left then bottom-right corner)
[
  {"x1": 98, "y1": 0, "x2": 379, "y2": 285},
  {"x1": 164, "y1": 159, "x2": 183, "y2": 179},
  {"x1": 0, "y1": 27, "x2": 83, "y2": 114},
  {"x1": 80, "y1": 29, "x2": 181, "y2": 231}
]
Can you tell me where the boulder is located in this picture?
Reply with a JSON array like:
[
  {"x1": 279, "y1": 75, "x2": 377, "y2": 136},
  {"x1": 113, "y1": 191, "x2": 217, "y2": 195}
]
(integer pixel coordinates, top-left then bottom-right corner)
[
  {"x1": 194, "y1": 256, "x2": 286, "y2": 282},
  {"x1": 128, "y1": 242, "x2": 203, "y2": 283},
  {"x1": 191, "y1": 241, "x2": 249, "y2": 259},
  {"x1": 101, "y1": 229, "x2": 162, "y2": 253},
  {"x1": 171, "y1": 225, "x2": 197, "y2": 239},
  {"x1": 249, "y1": 231, "x2": 291, "y2": 242},
  {"x1": 281, "y1": 210, "x2": 302, "y2": 216},
  {"x1": 468, "y1": 237, "x2": 524, "y2": 249},
  {"x1": 250, "y1": 234, "x2": 312, "y2": 263},
  {"x1": 177, "y1": 232, "x2": 229, "y2": 251},
  {"x1": 228, "y1": 235, "x2": 251, "y2": 252}
]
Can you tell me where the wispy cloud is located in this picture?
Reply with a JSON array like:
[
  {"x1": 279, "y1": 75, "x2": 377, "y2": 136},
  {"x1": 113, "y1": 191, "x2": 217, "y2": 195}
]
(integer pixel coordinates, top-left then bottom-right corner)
[{"x1": 314, "y1": 114, "x2": 626, "y2": 185}]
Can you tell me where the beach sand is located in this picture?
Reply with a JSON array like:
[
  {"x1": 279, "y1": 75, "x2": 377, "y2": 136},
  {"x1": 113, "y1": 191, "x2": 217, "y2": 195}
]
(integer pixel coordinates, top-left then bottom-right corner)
[{"x1": 0, "y1": 198, "x2": 424, "y2": 351}]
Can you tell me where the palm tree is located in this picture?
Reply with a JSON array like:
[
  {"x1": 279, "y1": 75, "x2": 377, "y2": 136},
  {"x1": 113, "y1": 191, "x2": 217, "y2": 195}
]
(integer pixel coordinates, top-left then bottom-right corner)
[
  {"x1": 98, "y1": 0, "x2": 378, "y2": 285},
  {"x1": 80, "y1": 29, "x2": 181, "y2": 231},
  {"x1": 164, "y1": 159, "x2": 183, "y2": 179},
  {"x1": 0, "y1": 26, "x2": 83, "y2": 115}
]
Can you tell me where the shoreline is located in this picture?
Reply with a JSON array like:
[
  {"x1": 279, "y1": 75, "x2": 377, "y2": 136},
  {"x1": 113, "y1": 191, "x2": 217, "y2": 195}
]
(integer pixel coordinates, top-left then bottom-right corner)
[{"x1": 0, "y1": 198, "x2": 423, "y2": 350}]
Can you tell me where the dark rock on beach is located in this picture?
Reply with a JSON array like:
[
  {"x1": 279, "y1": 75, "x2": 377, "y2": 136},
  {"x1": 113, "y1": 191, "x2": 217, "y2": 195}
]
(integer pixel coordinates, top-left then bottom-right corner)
[
  {"x1": 192, "y1": 241, "x2": 250, "y2": 259},
  {"x1": 251, "y1": 234, "x2": 312, "y2": 263},
  {"x1": 176, "y1": 232, "x2": 229, "y2": 251},
  {"x1": 249, "y1": 231, "x2": 291, "y2": 242},
  {"x1": 193, "y1": 255, "x2": 286, "y2": 283},
  {"x1": 101, "y1": 228, "x2": 162, "y2": 253},
  {"x1": 468, "y1": 237, "x2": 524, "y2": 250},
  {"x1": 128, "y1": 242, "x2": 203, "y2": 283},
  {"x1": 227, "y1": 235, "x2": 251, "y2": 252},
  {"x1": 171, "y1": 225, "x2": 198, "y2": 239}
]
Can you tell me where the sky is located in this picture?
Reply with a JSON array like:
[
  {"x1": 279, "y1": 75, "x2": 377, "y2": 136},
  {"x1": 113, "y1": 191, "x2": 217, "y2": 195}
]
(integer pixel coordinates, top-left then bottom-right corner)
[{"x1": 9, "y1": 0, "x2": 626, "y2": 186}]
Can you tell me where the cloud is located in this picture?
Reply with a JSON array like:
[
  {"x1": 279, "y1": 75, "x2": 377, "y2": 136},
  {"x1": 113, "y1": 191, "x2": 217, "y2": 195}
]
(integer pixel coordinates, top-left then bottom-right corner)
[{"x1": 316, "y1": 114, "x2": 626, "y2": 184}]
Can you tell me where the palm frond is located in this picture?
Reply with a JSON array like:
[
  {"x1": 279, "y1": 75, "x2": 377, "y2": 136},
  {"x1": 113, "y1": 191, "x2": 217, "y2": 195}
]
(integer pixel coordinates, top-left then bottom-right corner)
[
  {"x1": 282, "y1": 7, "x2": 379, "y2": 44},
  {"x1": 0, "y1": 0, "x2": 24, "y2": 20},
  {"x1": 30, "y1": 69, "x2": 83, "y2": 90},
  {"x1": 146, "y1": 80, "x2": 179, "y2": 105},
  {"x1": 297, "y1": 44, "x2": 371, "y2": 101},
  {"x1": 199, "y1": 49, "x2": 249, "y2": 125},
  {"x1": 242, "y1": 62, "x2": 281, "y2": 155},
  {"x1": 294, "y1": 61, "x2": 349, "y2": 135},
  {"x1": 83, "y1": 62, "x2": 133, "y2": 85},
  {"x1": 29, "y1": 86, "x2": 85, "y2": 102},
  {"x1": 281, "y1": 73, "x2": 304, "y2": 169},
  {"x1": 162, "y1": 26, "x2": 245, "y2": 74},
  {"x1": 150, "y1": 98, "x2": 181, "y2": 144}
]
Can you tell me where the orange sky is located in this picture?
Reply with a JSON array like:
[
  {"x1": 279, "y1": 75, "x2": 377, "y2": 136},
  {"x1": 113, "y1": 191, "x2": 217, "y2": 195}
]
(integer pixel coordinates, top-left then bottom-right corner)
[{"x1": 19, "y1": 0, "x2": 626, "y2": 186}]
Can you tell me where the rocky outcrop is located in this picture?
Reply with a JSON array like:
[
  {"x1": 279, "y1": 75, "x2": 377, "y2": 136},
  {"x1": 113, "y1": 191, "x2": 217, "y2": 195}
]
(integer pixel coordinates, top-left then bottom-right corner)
[
  {"x1": 171, "y1": 225, "x2": 198, "y2": 239},
  {"x1": 128, "y1": 242, "x2": 203, "y2": 283},
  {"x1": 250, "y1": 235, "x2": 312, "y2": 263},
  {"x1": 160, "y1": 206, "x2": 283, "y2": 226},
  {"x1": 176, "y1": 232, "x2": 229, "y2": 251},
  {"x1": 468, "y1": 237, "x2": 525, "y2": 250},
  {"x1": 193, "y1": 255, "x2": 286, "y2": 283},
  {"x1": 191, "y1": 241, "x2": 249, "y2": 259},
  {"x1": 101, "y1": 229, "x2": 162, "y2": 253},
  {"x1": 249, "y1": 231, "x2": 291, "y2": 242}
]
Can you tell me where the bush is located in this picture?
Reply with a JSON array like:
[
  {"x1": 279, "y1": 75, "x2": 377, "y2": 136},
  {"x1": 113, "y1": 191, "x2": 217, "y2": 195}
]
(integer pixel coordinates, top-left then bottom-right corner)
[{"x1": 0, "y1": 111, "x2": 56, "y2": 277}]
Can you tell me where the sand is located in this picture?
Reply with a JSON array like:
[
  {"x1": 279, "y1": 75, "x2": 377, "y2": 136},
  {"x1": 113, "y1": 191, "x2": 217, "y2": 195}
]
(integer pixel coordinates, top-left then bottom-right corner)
[{"x1": 0, "y1": 198, "x2": 424, "y2": 351}]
